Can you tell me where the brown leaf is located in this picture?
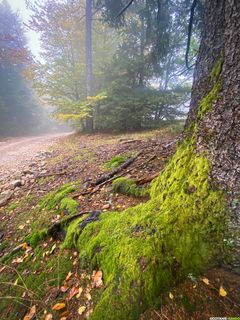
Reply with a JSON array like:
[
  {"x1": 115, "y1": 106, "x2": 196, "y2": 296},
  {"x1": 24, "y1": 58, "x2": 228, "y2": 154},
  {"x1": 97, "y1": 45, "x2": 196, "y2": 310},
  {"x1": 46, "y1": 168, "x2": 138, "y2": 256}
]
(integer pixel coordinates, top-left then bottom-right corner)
[
  {"x1": 52, "y1": 302, "x2": 66, "y2": 311},
  {"x1": 45, "y1": 315, "x2": 53, "y2": 320},
  {"x1": 68, "y1": 285, "x2": 79, "y2": 300},
  {"x1": 23, "y1": 305, "x2": 36, "y2": 320}
]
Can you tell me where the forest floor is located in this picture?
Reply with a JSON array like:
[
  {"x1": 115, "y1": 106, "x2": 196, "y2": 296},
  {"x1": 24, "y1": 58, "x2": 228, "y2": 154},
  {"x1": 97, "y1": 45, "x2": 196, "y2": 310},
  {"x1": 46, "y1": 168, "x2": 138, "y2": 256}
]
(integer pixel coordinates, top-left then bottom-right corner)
[{"x1": 0, "y1": 126, "x2": 239, "y2": 320}]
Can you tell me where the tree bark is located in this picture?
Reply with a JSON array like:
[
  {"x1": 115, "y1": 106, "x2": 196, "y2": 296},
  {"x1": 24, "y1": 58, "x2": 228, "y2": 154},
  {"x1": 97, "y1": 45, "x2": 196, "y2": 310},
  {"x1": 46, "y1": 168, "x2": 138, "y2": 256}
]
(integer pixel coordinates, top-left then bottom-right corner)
[{"x1": 186, "y1": 0, "x2": 240, "y2": 198}]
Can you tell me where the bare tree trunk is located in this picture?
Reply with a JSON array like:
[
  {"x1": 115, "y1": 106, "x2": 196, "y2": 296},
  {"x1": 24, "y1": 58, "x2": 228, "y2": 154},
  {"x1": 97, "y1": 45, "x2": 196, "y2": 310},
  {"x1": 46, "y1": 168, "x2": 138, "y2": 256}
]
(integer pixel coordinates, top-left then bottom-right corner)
[{"x1": 85, "y1": 0, "x2": 94, "y2": 132}]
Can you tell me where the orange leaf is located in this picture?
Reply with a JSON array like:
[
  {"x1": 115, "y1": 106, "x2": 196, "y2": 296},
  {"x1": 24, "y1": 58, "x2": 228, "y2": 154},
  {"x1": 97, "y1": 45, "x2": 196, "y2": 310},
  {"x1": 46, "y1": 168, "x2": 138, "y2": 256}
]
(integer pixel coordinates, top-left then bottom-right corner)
[
  {"x1": 92, "y1": 270, "x2": 103, "y2": 288},
  {"x1": 23, "y1": 305, "x2": 36, "y2": 320},
  {"x1": 52, "y1": 303, "x2": 66, "y2": 311}
]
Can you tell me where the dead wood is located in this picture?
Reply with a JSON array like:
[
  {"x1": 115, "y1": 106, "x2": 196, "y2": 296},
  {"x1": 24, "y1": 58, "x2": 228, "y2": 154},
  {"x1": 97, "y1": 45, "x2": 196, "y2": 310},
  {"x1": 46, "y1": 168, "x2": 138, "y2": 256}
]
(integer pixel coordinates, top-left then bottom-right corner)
[
  {"x1": 95, "y1": 150, "x2": 143, "y2": 185},
  {"x1": 72, "y1": 154, "x2": 157, "y2": 198}
]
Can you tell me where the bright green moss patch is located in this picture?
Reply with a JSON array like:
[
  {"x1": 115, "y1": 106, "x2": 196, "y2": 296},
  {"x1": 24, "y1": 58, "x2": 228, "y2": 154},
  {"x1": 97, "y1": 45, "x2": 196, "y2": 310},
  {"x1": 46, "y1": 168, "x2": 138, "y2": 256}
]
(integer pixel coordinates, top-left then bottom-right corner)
[
  {"x1": 105, "y1": 155, "x2": 128, "y2": 170},
  {"x1": 63, "y1": 139, "x2": 228, "y2": 320},
  {"x1": 39, "y1": 183, "x2": 77, "y2": 211},
  {"x1": 59, "y1": 197, "x2": 79, "y2": 214},
  {"x1": 112, "y1": 177, "x2": 149, "y2": 197}
]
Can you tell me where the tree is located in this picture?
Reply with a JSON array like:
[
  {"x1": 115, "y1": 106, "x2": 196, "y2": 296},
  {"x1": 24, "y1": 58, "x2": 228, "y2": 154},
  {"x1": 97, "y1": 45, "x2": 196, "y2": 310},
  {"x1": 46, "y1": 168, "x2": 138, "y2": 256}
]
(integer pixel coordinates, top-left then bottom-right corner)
[
  {"x1": 62, "y1": 0, "x2": 239, "y2": 319},
  {"x1": 28, "y1": 0, "x2": 117, "y2": 130},
  {"x1": 0, "y1": 0, "x2": 46, "y2": 136}
]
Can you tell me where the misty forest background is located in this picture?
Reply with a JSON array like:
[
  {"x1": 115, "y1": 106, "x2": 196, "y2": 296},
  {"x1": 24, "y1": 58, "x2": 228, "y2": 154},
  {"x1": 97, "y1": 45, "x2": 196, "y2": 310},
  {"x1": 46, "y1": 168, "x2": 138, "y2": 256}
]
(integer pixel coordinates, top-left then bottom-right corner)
[{"x1": 0, "y1": 0, "x2": 201, "y2": 136}]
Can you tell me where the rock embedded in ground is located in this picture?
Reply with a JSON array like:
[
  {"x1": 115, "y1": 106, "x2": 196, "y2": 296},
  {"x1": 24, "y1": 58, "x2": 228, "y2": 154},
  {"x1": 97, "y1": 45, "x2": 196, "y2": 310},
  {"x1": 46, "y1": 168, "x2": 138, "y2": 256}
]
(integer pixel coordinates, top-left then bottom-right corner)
[
  {"x1": 10, "y1": 180, "x2": 22, "y2": 189},
  {"x1": 0, "y1": 191, "x2": 12, "y2": 207}
]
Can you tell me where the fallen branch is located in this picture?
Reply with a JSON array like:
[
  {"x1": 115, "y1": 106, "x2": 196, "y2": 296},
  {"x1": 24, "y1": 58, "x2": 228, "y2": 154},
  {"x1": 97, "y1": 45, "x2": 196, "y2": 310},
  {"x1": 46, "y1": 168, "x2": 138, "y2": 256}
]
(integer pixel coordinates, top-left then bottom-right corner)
[
  {"x1": 95, "y1": 150, "x2": 143, "y2": 185},
  {"x1": 72, "y1": 154, "x2": 157, "y2": 198},
  {"x1": 47, "y1": 210, "x2": 101, "y2": 237},
  {"x1": 136, "y1": 172, "x2": 159, "y2": 185},
  {"x1": 120, "y1": 139, "x2": 142, "y2": 144}
]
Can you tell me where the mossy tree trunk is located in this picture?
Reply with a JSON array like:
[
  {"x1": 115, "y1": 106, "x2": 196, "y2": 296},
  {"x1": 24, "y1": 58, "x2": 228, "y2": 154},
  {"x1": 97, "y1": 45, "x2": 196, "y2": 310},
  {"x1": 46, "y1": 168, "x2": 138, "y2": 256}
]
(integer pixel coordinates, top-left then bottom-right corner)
[
  {"x1": 186, "y1": 0, "x2": 240, "y2": 195},
  {"x1": 63, "y1": 1, "x2": 240, "y2": 319}
]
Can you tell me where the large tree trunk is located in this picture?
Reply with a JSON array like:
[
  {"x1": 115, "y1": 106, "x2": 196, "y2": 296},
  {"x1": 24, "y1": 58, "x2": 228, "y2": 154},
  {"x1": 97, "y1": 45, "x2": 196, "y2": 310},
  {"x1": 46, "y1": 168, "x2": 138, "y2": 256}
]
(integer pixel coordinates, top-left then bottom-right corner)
[
  {"x1": 187, "y1": 0, "x2": 240, "y2": 196},
  {"x1": 63, "y1": 1, "x2": 240, "y2": 319}
]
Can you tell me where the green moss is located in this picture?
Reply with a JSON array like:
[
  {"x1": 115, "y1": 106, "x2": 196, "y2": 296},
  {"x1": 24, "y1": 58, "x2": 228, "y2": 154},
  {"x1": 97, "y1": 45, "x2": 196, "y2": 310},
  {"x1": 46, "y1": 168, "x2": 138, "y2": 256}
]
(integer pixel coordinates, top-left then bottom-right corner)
[
  {"x1": 25, "y1": 229, "x2": 48, "y2": 247},
  {"x1": 112, "y1": 177, "x2": 149, "y2": 197},
  {"x1": 197, "y1": 81, "x2": 221, "y2": 120},
  {"x1": 105, "y1": 155, "x2": 128, "y2": 170},
  {"x1": 210, "y1": 54, "x2": 223, "y2": 82},
  {"x1": 62, "y1": 139, "x2": 227, "y2": 320},
  {"x1": 39, "y1": 183, "x2": 77, "y2": 211},
  {"x1": 61, "y1": 59, "x2": 228, "y2": 320},
  {"x1": 59, "y1": 197, "x2": 79, "y2": 215}
]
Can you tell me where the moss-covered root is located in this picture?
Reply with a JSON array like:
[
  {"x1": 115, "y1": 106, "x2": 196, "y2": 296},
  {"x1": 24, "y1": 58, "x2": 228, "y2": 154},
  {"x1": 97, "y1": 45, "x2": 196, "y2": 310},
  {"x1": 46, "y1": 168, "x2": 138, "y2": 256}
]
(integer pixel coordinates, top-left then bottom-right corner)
[
  {"x1": 63, "y1": 140, "x2": 228, "y2": 320},
  {"x1": 112, "y1": 177, "x2": 149, "y2": 197}
]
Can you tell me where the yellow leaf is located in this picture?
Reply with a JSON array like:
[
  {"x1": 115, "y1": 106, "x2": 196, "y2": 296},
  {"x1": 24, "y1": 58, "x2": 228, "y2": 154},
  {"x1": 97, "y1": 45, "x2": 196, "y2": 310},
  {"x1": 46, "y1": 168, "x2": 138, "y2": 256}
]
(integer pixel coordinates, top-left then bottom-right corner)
[
  {"x1": 219, "y1": 285, "x2": 227, "y2": 297},
  {"x1": 169, "y1": 292, "x2": 174, "y2": 299},
  {"x1": 202, "y1": 277, "x2": 210, "y2": 285},
  {"x1": 76, "y1": 287, "x2": 83, "y2": 298},
  {"x1": 193, "y1": 284, "x2": 197, "y2": 289},
  {"x1": 45, "y1": 315, "x2": 53, "y2": 320},
  {"x1": 78, "y1": 306, "x2": 86, "y2": 315},
  {"x1": 19, "y1": 225, "x2": 25, "y2": 230},
  {"x1": 23, "y1": 305, "x2": 36, "y2": 320},
  {"x1": 85, "y1": 293, "x2": 91, "y2": 301},
  {"x1": 52, "y1": 303, "x2": 66, "y2": 311}
]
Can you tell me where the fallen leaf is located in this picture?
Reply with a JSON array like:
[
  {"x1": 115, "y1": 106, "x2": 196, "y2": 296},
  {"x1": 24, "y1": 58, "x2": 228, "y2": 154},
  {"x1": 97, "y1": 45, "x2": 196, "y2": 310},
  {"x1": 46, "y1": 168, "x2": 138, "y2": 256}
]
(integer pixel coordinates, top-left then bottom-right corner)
[
  {"x1": 202, "y1": 277, "x2": 209, "y2": 285},
  {"x1": 169, "y1": 292, "x2": 174, "y2": 299},
  {"x1": 50, "y1": 243, "x2": 56, "y2": 254},
  {"x1": 19, "y1": 225, "x2": 25, "y2": 230},
  {"x1": 60, "y1": 285, "x2": 69, "y2": 293},
  {"x1": 92, "y1": 270, "x2": 103, "y2": 288},
  {"x1": 45, "y1": 314, "x2": 53, "y2": 320},
  {"x1": 76, "y1": 287, "x2": 83, "y2": 298},
  {"x1": 68, "y1": 285, "x2": 79, "y2": 300},
  {"x1": 78, "y1": 306, "x2": 86, "y2": 315},
  {"x1": 193, "y1": 284, "x2": 197, "y2": 289},
  {"x1": 52, "y1": 302, "x2": 66, "y2": 311},
  {"x1": 23, "y1": 305, "x2": 36, "y2": 320},
  {"x1": 219, "y1": 285, "x2": 227, "y2": 297},
  {"x1": 85, "y1": 293, "x2": 91, "y2": 301},
  {"x1": 66, "y1": 271, "x2": 73, "y2": 281},
  {"x1": 60, "y1": 310, "x2": 70, "y2": 317}
]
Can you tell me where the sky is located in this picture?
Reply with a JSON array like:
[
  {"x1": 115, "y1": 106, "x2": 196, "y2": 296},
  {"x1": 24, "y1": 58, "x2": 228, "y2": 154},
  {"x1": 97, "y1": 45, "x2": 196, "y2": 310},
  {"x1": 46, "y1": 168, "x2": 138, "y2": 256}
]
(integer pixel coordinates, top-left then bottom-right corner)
[{"x1": 8, "y1": 0, "x2": 41, "y2": 58}]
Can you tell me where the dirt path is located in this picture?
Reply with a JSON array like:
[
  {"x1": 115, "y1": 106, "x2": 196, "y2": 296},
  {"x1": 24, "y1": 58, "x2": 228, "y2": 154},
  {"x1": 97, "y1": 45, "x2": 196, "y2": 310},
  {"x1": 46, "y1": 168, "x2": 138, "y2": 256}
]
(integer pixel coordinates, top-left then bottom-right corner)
[{"x1": 0, "y1": 132, "x2": 71, "y2": 177}]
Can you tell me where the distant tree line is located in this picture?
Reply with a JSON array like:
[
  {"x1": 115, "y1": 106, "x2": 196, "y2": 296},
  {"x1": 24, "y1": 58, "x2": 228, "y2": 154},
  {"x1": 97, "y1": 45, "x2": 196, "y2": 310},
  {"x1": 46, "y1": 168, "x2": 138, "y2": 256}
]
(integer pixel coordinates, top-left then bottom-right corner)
[
  {"x1": 0, "y1": 0, "x2": 51, "y2": 136},
  {"x1": 27, "y1": 0, "x2": 200, "y2": 132}
]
